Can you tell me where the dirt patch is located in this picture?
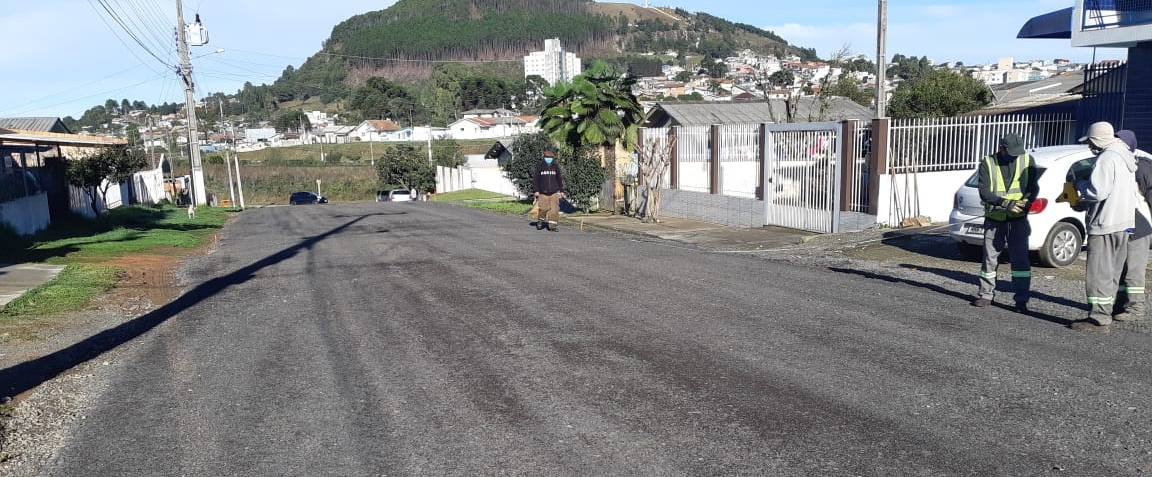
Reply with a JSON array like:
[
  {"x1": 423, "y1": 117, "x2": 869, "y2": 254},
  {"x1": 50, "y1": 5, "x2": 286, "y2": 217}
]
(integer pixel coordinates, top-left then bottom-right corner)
[{"x1": 0, "y1": 236, "x2": 219, "y2": 394}]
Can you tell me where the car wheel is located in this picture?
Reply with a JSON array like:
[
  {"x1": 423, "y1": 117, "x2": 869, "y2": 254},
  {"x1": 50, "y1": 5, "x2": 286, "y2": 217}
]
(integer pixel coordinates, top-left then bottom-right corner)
[{"x1": 1039, "y1": 221, "x2": 1082, "y2": 268}]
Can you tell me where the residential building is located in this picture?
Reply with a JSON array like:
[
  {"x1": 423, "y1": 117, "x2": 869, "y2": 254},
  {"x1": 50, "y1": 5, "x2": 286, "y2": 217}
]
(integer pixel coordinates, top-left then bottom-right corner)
[
  {"x1": 351, "y1": 119, "x2": 402, "y2": 142},
  {"x1": 1019, "y1": 1, "x2": 1152, "y2": 139},
  {"x1": 243, "y1": 127, "x2": 276, "y2": 144},
  {"x1": 447, "y1": 116, "x2": 529, "y2": 140},
  {"x1": 524, "y1": 38, "x2": 581, "y2": 86}
]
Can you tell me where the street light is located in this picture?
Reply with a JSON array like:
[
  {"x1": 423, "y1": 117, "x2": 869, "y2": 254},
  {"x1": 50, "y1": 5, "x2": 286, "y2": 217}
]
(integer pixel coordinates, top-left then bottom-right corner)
[{"x1": 193, "y1": 48, "x2": 225, "y2": 60}]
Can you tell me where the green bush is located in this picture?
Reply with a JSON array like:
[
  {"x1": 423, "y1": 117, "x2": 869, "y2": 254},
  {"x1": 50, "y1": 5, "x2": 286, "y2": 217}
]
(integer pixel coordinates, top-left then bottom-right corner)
[{"x1": 503, "y1": 131, "x2": 603, "y2": 210}]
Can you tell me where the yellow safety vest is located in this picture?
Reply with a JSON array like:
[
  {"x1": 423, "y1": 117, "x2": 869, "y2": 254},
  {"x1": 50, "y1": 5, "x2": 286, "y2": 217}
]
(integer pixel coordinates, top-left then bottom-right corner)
[{"x1": 984, "y1": 153, "x2": 1031, "y2": 220}]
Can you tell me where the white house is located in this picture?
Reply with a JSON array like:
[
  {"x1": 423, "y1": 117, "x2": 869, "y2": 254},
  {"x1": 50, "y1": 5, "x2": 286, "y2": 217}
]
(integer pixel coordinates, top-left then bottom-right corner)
[
  {"x1": 446, "y1": 116, "x2": 529, "y2": 140},
  {"x1": 351, "y1": 119, "x2": 403, "y2": 142},
  {"x1": 244, "y1": 127, "x2": 276, "y2": 144}
]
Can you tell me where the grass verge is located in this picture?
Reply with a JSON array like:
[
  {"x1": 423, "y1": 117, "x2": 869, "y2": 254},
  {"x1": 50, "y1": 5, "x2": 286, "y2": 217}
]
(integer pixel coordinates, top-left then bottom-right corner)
[
  {"x1": 0, "y1": 203, "x2": 230, "y2": 320},
  {"x1": 432, "y1": 189, "x2": 514, "y2": 202},
  {"x1": 0, "y1": 265, "x2": 119, "y2": 319}
]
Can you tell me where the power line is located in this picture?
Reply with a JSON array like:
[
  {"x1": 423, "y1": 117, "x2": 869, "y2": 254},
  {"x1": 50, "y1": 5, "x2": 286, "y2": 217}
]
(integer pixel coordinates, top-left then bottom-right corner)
[{"x1": 90, "y1": 0, "x2": 173, "y2": 69}]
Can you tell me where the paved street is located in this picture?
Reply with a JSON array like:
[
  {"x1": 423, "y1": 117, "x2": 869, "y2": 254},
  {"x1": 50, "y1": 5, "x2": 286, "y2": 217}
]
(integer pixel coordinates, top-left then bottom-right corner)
[{"x1": 18, "y1": 202, "x2": 1152, "y2": 475}]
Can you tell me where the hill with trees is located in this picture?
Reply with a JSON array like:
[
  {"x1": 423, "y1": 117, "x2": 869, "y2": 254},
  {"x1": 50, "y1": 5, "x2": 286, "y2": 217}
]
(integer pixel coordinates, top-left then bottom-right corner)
[{"x1": 65, "y1": 1, "x2": 822, "y2": 133}]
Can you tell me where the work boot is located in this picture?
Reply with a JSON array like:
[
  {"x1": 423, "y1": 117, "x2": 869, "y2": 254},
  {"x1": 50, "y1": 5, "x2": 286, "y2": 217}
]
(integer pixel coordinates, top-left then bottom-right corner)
[
  {"x1": 971, "y1": 297, "x2": 991, "y2": 307},
  {"x1": 536, "y1": 220, "x2": 545, "y2": 230},
  {"x1": 1114, "y1": 303, "x2": 1148, "y2": 322},
  {"x1": 549, "y1": 221, "x2": 559, "y2": 232},
  {"x1": 1070, "y1": 319, "x2": 1111, "y2": 333}
]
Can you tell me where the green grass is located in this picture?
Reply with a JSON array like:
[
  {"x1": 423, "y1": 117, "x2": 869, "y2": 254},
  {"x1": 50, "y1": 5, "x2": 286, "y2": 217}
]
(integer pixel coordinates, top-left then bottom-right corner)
[
  {"x1": 464, "y1": 199, "x2": 534, "y2": 215},
  {"x1": 0, "y1": 203, "x2": 230, "y2": 319},
  {"x1": 433, "y1": 189, "x2": 514, "y2": 202},
  {"x1": 0, "y1": 265, "x2": 119, "y2": 319}
]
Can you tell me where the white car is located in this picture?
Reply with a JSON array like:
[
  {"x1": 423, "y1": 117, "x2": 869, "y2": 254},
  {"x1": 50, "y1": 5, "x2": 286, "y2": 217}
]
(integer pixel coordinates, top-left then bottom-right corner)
[
  {"x1": 948, "y1": 145, "x2": 1107, "y2": 268},
  {"x1": 377, "y1": 189, "x2": 416, "y2": 202}
]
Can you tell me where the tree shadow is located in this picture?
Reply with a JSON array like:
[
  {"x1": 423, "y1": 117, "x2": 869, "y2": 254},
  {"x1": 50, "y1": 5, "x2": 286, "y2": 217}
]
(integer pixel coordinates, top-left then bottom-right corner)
[
  {"x1": 829, "y1": 265, "x2": 1077, "y2": 327},
  {"x1": 0, "y1": 214, "x2": 371, "y2": 399}
]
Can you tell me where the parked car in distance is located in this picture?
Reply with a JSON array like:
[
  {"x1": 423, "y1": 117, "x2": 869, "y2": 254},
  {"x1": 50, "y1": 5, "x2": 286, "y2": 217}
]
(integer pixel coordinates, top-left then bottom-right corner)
[
  {"x1": 289, "y1": 191, "x2": 327, "y2": 205},
  {"x1": 377, "y1": 189, "x2": 415, "y2": 202},
  {"x1": 948, "y1": 145, "x2": 1149, "y2": 268}
]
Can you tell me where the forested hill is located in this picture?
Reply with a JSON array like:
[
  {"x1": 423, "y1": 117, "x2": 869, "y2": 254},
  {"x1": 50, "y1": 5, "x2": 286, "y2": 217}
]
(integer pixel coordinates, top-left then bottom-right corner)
[{"x1": 272, "y1": 0, "x2": 816, "y2": 103}]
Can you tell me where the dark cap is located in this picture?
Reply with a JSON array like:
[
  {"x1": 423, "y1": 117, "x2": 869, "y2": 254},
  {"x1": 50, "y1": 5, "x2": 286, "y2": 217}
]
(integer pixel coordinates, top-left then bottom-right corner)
[
  {"x1": 999, "y1": 133, "x2": 1025, "y2": 156},
  {"x1": 1117, "y1": 129, "x2": 1138, "y2": 152},
  {"x1": 543, "y1": 150, "x2": 555, "y2": 157}
]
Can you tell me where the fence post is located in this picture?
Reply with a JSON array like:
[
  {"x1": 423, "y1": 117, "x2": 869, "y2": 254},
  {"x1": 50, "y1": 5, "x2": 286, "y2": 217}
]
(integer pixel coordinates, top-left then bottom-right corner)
[
  {"x1": 839, "y1": 120, "x2": 855, "y2": 212},
  {"x1": 757, "y1": 123, "x2": 767, "y2": 200},
  {"x1": 669, "y1": 127, "x2": 679, "y2": 190},
  {"x1": 868, "y1": 117, "x2": 889, "y2": 216},
  {"x1": 710, "y1": 124, "x2": 720, "y2": 194}
]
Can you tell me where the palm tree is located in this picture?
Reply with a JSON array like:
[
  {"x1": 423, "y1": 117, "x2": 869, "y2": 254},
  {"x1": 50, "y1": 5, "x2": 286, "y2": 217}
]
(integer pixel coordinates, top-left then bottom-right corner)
[{"x1": 539, "y1": 61, "x2": 644, "y2": 213}]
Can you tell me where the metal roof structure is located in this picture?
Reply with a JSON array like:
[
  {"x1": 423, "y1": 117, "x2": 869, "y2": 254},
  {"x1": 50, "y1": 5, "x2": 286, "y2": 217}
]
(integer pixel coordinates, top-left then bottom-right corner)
[
  {"x1": 0, "y1": 131, "x2": 125, "y2": 147},
  {"x1": 645, "y1": 98, "x2": 874, "y2": 128},
  {"x1": 0, "y1": 117, "x2": 72, "y2": 134},
  {"x1": 974, "y1": 71, "x2": 1085, "y2": 115}
]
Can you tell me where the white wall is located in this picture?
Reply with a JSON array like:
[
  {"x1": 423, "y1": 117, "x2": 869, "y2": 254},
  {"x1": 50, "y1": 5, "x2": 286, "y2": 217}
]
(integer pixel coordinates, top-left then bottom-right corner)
[
  {"x1": 0, "y1": 193, "x2": 50, "y2": 235},
  {"x1": 133, "y1": 168, "x2": 166, "y2": 205},
  {"x1": 436, "y1": 156, "x2": 520, "y2": 198},
  {"x1": 876, "y1": 170, "x2": 973, "y2": 226}
]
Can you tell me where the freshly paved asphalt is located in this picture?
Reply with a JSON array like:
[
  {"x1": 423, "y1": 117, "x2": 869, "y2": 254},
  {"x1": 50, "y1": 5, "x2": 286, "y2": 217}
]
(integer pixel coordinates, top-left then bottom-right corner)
[
  {"x1": 11, "y1": 202, "x2": 1152, "y2": 475},
  {"x1": 0, "y1": 210, "x2": 811, "y2": 306}
]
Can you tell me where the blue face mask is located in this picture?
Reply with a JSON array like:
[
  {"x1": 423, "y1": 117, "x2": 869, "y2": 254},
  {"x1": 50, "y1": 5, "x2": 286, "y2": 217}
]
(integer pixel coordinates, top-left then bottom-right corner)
[{"x1": 544, "y1": 157, "x2": 554, "y2": 164}]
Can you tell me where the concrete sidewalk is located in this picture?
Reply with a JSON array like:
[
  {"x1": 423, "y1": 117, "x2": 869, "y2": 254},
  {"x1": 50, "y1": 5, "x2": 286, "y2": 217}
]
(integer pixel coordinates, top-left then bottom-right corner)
[
  {"x1": 568, "y1": 214, "x2": 817, "y2": 250},
  {"x1": 0, "y1": 263, "x2": 66, "y2": 307}
]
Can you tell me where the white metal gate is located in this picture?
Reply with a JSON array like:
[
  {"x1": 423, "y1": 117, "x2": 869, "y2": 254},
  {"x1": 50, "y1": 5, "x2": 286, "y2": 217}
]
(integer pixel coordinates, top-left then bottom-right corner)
[{"x1": 763, "y1": 122, "x2": 841, "y2": 233}]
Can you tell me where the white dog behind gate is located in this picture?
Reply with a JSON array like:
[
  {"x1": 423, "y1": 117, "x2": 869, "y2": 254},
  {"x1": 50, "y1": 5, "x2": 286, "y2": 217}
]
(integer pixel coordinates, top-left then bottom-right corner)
[{"x1": 187, "y1": 204, "x2": 196, "y2": 220}]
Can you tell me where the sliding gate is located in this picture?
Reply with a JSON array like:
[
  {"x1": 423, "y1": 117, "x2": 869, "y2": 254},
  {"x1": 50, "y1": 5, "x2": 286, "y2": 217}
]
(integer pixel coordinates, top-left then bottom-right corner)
[{"x1": 763, "y1": 122, "x2": 841, "y2": 233}]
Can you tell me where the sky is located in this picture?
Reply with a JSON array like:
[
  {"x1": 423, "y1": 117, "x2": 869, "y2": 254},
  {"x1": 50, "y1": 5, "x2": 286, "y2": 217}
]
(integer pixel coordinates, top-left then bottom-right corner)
[{"x1": 0, "y1": 0, "x2": 1127, "y2": 120}]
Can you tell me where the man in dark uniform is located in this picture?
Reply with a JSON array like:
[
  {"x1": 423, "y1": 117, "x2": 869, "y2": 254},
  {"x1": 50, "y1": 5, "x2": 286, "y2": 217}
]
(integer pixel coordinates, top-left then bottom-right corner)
[
  {"x1": 971, "y1": 133, "x2": 1038, "y2": 313},
  {"x1": 532, "y1": 149, "x2": 564, "y2": 232}
]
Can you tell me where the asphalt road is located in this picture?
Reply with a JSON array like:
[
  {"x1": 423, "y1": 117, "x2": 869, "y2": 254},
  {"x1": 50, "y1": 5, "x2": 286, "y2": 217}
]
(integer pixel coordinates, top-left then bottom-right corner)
[{"x1": 43, "y1": 202, "x2": 1152, "y2": 475}]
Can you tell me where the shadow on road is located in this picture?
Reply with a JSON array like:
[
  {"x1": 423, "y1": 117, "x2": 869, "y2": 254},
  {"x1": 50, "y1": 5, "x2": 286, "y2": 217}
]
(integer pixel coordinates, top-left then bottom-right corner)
[
  {"x1": 830, "y1": 265, "x2": 1077, "y2": 327},
  {"x1": 0, "y1": 214, "x2": 371, "y2": 400}
]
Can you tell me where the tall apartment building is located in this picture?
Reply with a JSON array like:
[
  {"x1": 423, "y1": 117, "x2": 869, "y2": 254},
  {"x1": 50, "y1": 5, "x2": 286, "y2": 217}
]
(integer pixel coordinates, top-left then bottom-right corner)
[{"x1": 523, "y1": 38, "x2": 581, "y2": 86}]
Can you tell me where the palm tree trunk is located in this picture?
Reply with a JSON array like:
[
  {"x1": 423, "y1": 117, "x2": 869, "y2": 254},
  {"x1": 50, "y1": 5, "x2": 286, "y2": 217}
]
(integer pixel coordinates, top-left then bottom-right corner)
[{"x1": 602, "y1": 146, "x2": 617, "y2": 214}]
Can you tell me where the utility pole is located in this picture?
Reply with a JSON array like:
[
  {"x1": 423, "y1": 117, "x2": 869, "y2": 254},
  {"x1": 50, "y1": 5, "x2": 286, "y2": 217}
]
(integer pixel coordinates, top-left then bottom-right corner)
[
  {"x1": 176, "y1": 0, "x2": 207, "y2": 205},
  {"x1": 875, "y1": 0, "x2": 888, "y2": 118},
  {"x1": 220, "y1": 98, "x2": 235, "y2": 208},
  {"x1": 232, "y1": 120, "x2": 246, "y2": 210}
]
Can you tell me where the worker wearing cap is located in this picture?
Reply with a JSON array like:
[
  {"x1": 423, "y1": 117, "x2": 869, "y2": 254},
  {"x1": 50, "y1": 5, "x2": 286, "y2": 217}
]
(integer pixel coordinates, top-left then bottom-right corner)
[
  {"x1": 532, "y1": 149, "x2": 565, "y2": 232},
  {"x1": 971, "y1": 133, "x2": 1038, "y2": 313},
  {"x1": 1072, "y1": 121, "x2": 1141, "y2": 332},
  {"x1": 1113, "y1": 129, "x2": 1152, "y2": 323}
]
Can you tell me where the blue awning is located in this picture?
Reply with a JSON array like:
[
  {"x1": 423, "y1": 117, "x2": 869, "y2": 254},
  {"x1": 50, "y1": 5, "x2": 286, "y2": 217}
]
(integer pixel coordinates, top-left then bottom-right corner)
[{"x1": 1018, "y1": 7, "x2": 1074, "y2": 39}]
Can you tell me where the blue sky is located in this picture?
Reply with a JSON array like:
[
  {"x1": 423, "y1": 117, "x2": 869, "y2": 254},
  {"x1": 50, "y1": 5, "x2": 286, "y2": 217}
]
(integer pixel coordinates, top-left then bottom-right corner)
[{"x1": 0, "y1": 0, "x2": 1124, "y2": 120}]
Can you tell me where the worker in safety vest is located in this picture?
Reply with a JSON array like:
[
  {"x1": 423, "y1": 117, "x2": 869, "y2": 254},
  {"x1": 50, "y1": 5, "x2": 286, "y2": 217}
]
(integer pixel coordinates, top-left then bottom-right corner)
[{"x1": 971, "y1": 133, "x2": 1038, "y2": 313}]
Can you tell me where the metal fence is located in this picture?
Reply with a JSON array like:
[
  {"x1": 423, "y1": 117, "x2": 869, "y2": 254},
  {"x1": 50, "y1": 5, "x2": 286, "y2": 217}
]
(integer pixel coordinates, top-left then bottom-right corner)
[
  {"x1": 677, "y1": 126, "x2": 710, "y2": 193},
  {"x1": 1082, "y1": 0, "x2": 1152, "y2": 30},
  {"x1": 886, "y1": 114, "x2": 1077, "y2": 174},
  {"x1": 638, "y1": 112, "x2": 1075, "y2": 232},
  {"x1": 717, "y1": 124, "x2": 760, "y2": 198},
  {"x1": 847, "y1": 121, "x2": 872, "y2": 213},
  {"x1": 764, "y1": 122, "x2": 841, "y2": 233}
]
